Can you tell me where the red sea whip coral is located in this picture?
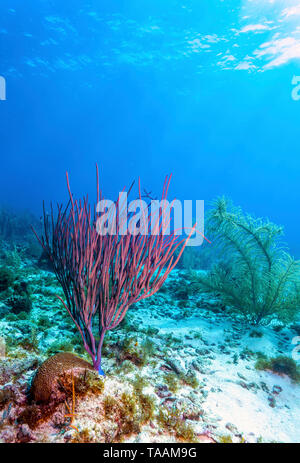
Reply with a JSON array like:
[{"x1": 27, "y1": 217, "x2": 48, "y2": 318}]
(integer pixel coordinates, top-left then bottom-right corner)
[{"x1": 33, "y1": 167, "x2": 195, "y2": 375}]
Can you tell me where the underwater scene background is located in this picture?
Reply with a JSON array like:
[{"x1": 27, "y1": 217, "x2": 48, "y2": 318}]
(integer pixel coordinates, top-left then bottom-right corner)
[{"x1": 0, "y1": 0, "x2": 300, "y2": 444}]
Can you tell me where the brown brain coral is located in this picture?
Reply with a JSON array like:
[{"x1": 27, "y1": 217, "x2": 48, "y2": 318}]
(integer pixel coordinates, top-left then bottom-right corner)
[{"x1": 31, "y1": 352, "x2": 94, "y2": 403}]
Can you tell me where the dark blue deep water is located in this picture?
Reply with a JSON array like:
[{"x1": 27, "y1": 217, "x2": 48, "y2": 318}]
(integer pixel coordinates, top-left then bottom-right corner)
[{"x1": 0, "y1": 0, "x2": 299, "y2": 253}]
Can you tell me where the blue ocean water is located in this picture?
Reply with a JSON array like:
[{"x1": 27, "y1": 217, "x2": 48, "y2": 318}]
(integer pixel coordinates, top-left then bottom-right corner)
[{"x1": 0, "y1": 0, "x2": 299, "y2": 255}]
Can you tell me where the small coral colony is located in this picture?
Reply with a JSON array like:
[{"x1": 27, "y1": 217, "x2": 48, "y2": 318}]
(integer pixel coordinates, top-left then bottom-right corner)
[{"x1": 0, "y1": 170, "x2": 299, "y2": 443}]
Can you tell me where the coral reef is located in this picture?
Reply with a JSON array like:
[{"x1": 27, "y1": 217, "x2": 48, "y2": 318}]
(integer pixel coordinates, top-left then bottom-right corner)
[
  {"x1": 0, "y1": 267, "x2": 14, "y2": 293},
  {"x1": 0, "y1": 202, "x2": 299, "y2": 444},
  {"x1": 34, "y1": 169, "x2": 194, "y2": 374},
  {"x1": 193, "y1": 197, "x2": 300, "y2": 325},
  {"x1": 30, "y1": 353, "x2": 94, "y2": 403}
]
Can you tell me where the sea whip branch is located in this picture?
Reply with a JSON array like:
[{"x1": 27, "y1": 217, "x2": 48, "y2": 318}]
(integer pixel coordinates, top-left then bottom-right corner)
[{"x1": 33, "y1": 166, "x2": 196, "y2": 375}]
